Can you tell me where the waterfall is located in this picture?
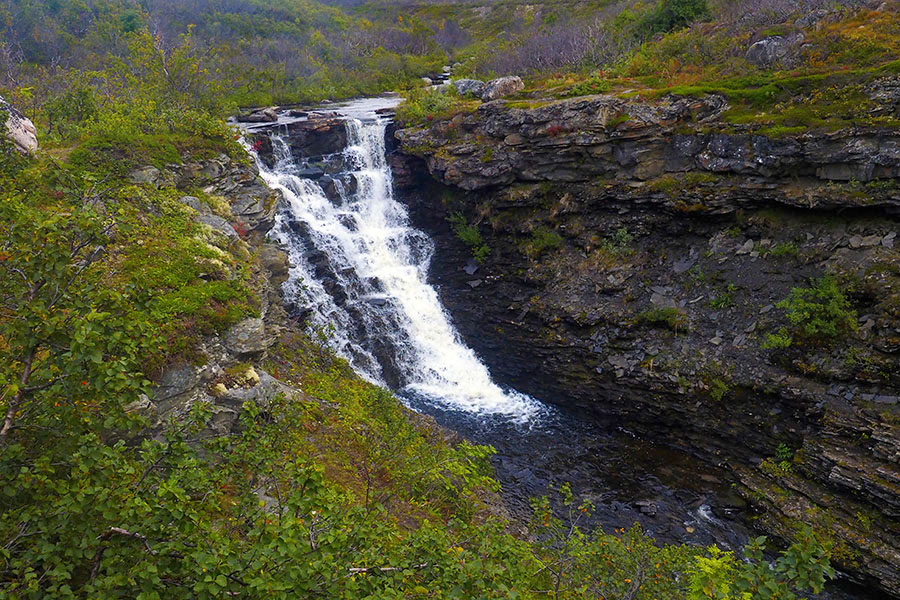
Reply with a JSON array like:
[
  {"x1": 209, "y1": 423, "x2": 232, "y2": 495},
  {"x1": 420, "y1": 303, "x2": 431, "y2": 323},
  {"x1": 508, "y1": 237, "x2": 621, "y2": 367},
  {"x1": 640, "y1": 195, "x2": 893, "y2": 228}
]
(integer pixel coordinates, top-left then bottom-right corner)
[{"x1": 254, "y1": 108, "x2": 544, "y2": 422}]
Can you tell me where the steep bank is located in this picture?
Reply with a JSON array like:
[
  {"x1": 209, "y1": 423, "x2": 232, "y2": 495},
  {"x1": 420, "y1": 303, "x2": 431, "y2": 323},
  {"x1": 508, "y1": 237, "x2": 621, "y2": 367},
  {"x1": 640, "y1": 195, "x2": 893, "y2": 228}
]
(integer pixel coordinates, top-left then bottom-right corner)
[{"x1": 394, "y1": 90, "x2": 900, "y2": 595}]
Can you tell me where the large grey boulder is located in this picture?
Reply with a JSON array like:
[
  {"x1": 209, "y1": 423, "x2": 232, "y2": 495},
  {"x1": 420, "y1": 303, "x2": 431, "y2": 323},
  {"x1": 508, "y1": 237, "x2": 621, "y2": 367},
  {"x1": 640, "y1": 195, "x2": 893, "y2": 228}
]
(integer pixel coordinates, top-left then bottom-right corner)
[
  {"x1": 454, "y1": 79, "x2": 485, "y2": 98},
  {"x1": 225, "y1": 317, "x2": 271, "y2": 356},
  {"x1": 745, "y1": 32, "x2": 805, "y2": 68},
  {"x1": 238, "y1": 107, "x2": 278, "y2": 123},
  {"x1": 130, "y1": 165, "x2": 162, "y2": 185},
  {"x1": 0, "y1": 95, "x2": 37, "y2": 154},
  {"x1": 481, "y1": 76, "x2": 524, "y2": 102},
  {"x1": 196, "y1": 214, "x2": 239, "y2": 241}
]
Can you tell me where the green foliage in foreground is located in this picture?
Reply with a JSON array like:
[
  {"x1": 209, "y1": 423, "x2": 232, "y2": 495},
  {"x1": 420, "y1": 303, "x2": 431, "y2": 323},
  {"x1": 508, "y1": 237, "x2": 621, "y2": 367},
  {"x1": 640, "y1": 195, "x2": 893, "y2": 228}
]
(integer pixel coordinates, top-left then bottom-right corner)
[{"x1": 0, "y1": 381, "x2": 837, "y2": 599}]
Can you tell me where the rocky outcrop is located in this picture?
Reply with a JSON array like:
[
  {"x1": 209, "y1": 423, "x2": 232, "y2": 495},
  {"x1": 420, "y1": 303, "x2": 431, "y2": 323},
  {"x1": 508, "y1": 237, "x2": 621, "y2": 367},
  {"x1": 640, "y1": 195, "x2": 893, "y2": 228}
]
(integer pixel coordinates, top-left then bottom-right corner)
[
  {"x1": 395, "y1": 88, "x2": 900, "y2": 596},
  {"x1": 745, "y1": 32, "x2": 806, "y2": 68},
  {"x1": 123, "y1": 149, "x2": 299, "y2": 440},
  {"x1": 1, "y1": 95, "x2": 37, "y2": 154},
  {"x1": 129, "y1": 153, "x2": 280, "y2": 237},
  {"x1": 396, "y1": 93, "x2": 900, "y2": 206}
]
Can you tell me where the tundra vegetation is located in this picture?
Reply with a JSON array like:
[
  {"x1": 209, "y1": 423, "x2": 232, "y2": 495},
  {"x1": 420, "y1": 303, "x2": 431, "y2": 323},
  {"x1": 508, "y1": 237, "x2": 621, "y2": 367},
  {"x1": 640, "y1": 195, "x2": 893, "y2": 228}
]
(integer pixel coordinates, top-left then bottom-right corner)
[{"x1": 1, "y1": 0, "x2": 890, "y2": 597}]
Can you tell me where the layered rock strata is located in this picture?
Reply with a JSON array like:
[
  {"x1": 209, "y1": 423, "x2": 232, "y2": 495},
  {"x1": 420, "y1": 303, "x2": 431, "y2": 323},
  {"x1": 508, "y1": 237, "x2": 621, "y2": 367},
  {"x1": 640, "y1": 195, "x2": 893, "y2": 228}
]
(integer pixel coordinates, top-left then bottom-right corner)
[{"x1": 394, "y1": 87, "x2": 900, "y2": 596}]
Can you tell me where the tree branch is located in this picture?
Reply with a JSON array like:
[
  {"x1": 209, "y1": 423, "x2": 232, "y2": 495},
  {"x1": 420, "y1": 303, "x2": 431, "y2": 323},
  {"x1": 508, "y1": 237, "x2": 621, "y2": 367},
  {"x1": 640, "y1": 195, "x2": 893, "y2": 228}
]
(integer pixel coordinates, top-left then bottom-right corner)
[
  {"x1": 0, "y1": 347, "x2": 35, "y2": 447},
  {"x1": 348, "y1": 563, "x2": 428, "y2": 574},
  {"x1": 90, "y1": 527, "x2": 158, "y2": 580}
]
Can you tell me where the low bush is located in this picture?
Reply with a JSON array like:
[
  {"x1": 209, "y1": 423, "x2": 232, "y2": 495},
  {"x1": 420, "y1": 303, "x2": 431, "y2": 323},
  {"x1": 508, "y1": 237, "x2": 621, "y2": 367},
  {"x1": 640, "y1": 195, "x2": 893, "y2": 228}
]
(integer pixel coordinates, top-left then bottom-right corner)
[
  {"x1": 636, "y1": 0, "x2": 713, "y2": 39},
  {"x1": 396, "y1": 87, "x2": 472, "y2": 126},
  {"x1": 448, "y1": 212, "x2": 491, "y2": 263},
  {"x1": 778, "y1": 275, "x2": 857, "y2": 340},
  {"x1": 522, "y1": 226, "x2": 564, "y2": 259},
  {"x1": 601, "y1": 227, "x2": 635, "y2": 256},
  {"x1": 637, "y1": 307, "x2": 689, "y2": 332}
]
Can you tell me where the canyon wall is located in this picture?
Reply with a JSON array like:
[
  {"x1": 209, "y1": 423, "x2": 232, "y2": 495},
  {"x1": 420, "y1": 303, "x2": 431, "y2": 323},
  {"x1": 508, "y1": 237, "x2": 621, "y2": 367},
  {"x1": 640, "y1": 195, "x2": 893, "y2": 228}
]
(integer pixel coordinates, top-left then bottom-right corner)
[{"x1": 393, "y1": 88, "x2": 900, "y2": 596}]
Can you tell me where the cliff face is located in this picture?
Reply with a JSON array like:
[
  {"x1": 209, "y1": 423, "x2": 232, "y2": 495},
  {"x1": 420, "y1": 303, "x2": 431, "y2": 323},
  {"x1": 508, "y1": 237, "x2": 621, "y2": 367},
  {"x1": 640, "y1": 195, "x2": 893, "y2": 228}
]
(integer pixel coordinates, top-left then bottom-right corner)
[
  {"x1": 394, "y1": 88, "x2": 900, "y2": 596},
  {"x1": 123, "y1": 154, "x2": 299, "y2": 440}
]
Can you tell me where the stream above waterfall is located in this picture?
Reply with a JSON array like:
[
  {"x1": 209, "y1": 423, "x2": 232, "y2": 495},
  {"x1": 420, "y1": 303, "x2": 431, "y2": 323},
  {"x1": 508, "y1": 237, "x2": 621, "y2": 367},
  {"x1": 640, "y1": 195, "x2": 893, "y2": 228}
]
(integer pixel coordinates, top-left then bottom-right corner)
[{"x1": 245, "y1": 96, "x2": 871, "y2": 599}]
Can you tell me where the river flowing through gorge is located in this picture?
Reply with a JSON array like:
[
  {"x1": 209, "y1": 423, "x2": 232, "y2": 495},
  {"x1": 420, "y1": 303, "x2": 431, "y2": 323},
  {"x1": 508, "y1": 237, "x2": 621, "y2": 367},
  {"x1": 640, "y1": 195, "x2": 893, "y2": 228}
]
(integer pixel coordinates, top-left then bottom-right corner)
[{"x1": 246, "y1": 97, "x2": 869, "y2": 598}]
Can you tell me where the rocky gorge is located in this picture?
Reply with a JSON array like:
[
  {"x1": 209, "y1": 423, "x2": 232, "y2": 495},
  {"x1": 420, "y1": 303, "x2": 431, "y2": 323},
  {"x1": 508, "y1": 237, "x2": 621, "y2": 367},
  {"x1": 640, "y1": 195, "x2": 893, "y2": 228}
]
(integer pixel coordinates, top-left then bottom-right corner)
[{"x1": 388, "y1": 88, "x2": 900, "y2": 595}]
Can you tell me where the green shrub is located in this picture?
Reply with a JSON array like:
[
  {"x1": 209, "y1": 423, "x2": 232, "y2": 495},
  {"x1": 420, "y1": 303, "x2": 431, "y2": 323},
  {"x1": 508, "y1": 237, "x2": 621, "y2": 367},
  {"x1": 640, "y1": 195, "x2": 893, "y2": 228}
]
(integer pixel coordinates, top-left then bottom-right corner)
[
  {"x1": 776, "y1": 443, "x2": 795, "y2": 464},
  {"x1": 637, "y1": 0, "x2": 712, "y2": 38},
  {"x1": 766, "y1": 242, "x2": 800, "y2": 258},
  {"x1": 710, "y1": 293, "x2": 735, "y2": 310},
  {"x1": 601, "y1": 227, "x2": 635, "y2": 256},
  {"x1": 522, "y1": 226, "x2": 563, "y2": 259},
  {"x1": 565, "y1": 77, "x2": 613, "y2": 97},
  {"x1": 688, "y1": 528, "x2": 833, "y2": 600},
  {"x1": 762, "y1": 329, "x2": 794, "y2": 349},
  {"x1": 777, "y1": 275, "x2": 857, "y2": 341},
  {"x1": 708, "y1": 377, "x2": 730, "y2": 401},
  {"x1": 637, "y1": 307, "x2": 688, "y2": 332},
  {"x1": 396, "y1": 87, "x2": 467, "y2": 126},
  {"x1": 448, "y1": 212, "x2": 491, "y2": 263}
]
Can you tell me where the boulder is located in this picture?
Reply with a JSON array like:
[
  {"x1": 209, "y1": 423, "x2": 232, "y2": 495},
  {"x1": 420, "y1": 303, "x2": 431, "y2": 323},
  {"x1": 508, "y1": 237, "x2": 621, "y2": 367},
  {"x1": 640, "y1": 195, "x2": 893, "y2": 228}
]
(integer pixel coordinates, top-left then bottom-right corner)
[
  {"x1": 238, "y1": 107, "x2": 279, "y2": 123},
  {"x1": 178, "y1": 195, "x2": 211, "y2": 215},
  {"x1": 259, "y1": 244, "x2": 290, "y2": 283},
  {"x1": 745, "y1": 32, "x2": 805, "y2": 68},
  {"x1": 481, "y1": 76, "x2": 524, "y2": 102},
  {"x1": 196, "y1": 214, "x2": 239, "y2": 241},
  {"x1": 130, "y1": 165, "x2": 161, "y2": 185},
  {"x1": 454, "y1": 79, "x2": 486, "y2": 98},
  {"x1": 0, "y1": 95, "x2": 37, "y2": 154},
  {"x1": 154, "y1": 366, "x2": 202, "y2": 402},
  {"x1": 224, "y1": 318, "x2": 271, "y2": 357}
]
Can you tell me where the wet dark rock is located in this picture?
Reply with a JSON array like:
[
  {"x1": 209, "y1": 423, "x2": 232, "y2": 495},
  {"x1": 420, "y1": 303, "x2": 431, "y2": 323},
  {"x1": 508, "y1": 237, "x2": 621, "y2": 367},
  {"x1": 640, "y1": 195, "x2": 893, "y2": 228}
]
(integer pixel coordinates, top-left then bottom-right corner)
[
  {"x1": 297, "y1": 166, "x2": 325, "y2": 179},
  {"x1": 397, "y1": 91, "x2": 900, "y2": 595},
  {"x1": 249, "y1": 116, "x2": 347, "y2": 167}
]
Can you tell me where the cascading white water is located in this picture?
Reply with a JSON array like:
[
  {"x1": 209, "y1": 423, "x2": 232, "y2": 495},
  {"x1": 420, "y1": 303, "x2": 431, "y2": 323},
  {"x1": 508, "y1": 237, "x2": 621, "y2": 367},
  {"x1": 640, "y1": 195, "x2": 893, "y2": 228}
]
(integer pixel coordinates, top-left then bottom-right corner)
[{"x1": 255, "y1": 107, "x2": 543, "y2": 421}]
